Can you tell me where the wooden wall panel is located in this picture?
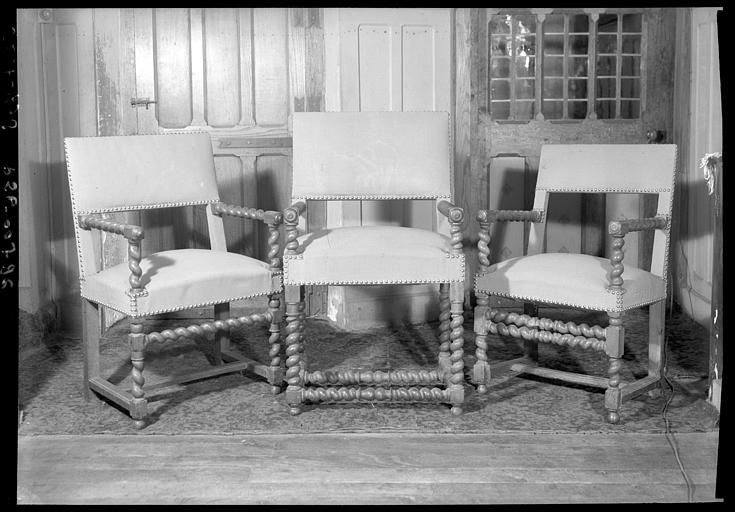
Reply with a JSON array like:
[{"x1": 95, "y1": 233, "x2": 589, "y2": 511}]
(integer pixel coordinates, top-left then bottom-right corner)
[
  {"x1": 204, "y1": 8, "x2": 241, "y2": 128},
  {"x1": 154, "y1": 8, "x2": 193, "y2": 128},
  {"x1": 253, "y1": 9, "x2": 289, "y2": 126},
  {"x1": 402, "y1": 26, "x2": 435, "y2": 111},
  {"x1": 358, "y1": 25, "x2": 392, "y2": 111}
]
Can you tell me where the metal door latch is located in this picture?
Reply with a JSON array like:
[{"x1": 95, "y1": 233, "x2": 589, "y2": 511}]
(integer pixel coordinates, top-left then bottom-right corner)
[{"x1": 130, "y1": 98, "x2": 157, "y2": 109}]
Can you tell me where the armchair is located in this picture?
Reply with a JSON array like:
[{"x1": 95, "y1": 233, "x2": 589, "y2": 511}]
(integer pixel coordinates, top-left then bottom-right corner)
[
  {"x1": 472, "y1": 144, "x2": 677, "y2": 424},
  {"x1": 64, "y1": 133, "x2": 283, "y2": 428},
  {"x1": 282, "y1": 111, "x2": 466, "y2": 415}
]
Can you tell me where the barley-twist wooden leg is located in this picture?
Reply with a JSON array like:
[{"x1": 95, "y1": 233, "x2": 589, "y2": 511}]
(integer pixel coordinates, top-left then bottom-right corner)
[
  {"x1": 437, "y1": 283, "x2": 451, "y2": 375},
  {"x1": 284, "y1": 286, "x2": 304, "y2": 416},
  {"x1": 267, "y1": 292, "x2": 283, "y2": 395},
  {"x1": 473, "y1": 292, "x2": 490, "y2": 394},
  {"x1": 448, "y1": 283, "x2": 465, "y2": 415},
  {"x1": 128, "y1": 321, "x2": 148, "y2": 429},
  {"x1": 605, "y1": 312, "x2": 624, "y2": 424},
  {"x1": 298, "y1": 300, "x2": 306, "y2": 372}
]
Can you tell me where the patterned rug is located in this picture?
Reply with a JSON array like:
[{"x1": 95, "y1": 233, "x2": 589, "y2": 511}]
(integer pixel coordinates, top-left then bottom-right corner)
[{"x1": 18, "y1": 304, "x2": 718, "y2": 435}]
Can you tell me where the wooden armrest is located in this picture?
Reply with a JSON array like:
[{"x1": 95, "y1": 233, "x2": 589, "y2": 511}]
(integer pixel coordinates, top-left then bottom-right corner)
[
  {"x1": 437, "y1": 200, "x2": 465, "y2": 224},
  {"x1": 608, "y1": 216, "x2": 668, "y2": 236},
  {"x1": 477, "y1": 209, "x2": 544, "y2": 223},
  {"x1": 607, "y1": 216, "x2": 668, "y2": 292},
  {"x1": 78, "y1": 214, "x2": 145, "y2": 292},
  {"x1": 78, "y1": 214, "x2": 144, "y2": 242},
  {"x1": 212, "y1": 202, "x2": 283, "y2": 226}
]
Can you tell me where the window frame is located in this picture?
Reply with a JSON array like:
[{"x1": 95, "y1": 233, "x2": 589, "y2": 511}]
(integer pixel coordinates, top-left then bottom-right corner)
[{"x1": 486, "y1": 8, "x2": 647, "y2": 123}]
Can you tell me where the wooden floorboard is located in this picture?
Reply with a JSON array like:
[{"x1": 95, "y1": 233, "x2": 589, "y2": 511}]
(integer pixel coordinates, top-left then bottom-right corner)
[{"x1": 17, "y1": 432, "x2": 721, "y2": 504}]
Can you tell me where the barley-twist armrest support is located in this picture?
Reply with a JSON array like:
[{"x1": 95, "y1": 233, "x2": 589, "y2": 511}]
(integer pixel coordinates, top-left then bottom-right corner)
[
  {"x1": 78, "y1": 214, "x2": 145, "y2": 242},
  {"x1": 607, "y1": 216, "x2": 669, "y2": 292},
  {"x1": 607, "y1": 216, "x2": 669, "y2": 237},
  {"x1": 475, "y1": 209, "x2": 543, "y2": 271},
  {"x1": 211, "y1": 202, "x2": 283, "y2": 227},
  {"x1": 477, "y1": 209, "x2": 544, "y2": 223},
  {"x1": 437, "y1": 200, "x2": 464, "y2": 255},
  {"x1": 283, "y1": 201, "x2": 307, "y2": 256},
  {"x1": 212, "y1": 202, "x2": 284, "y2": 270},
  {"x1": 78, "y1": 214, "x2": 145, "y2": 292}
]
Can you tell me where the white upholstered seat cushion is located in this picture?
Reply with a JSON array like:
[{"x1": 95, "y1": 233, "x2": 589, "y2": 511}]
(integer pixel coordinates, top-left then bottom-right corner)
[
  {"x1": 81, "y1": 249, "x2": 281, "y2": 317},
  {"x1": 283, "y1": 226, "x2": 464, "y2": 285},
  {"x1": 474, "y1": 253, "x2": 665, "y2": 313}
]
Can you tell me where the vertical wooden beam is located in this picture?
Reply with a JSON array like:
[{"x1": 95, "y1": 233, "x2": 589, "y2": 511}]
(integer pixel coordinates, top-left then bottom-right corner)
[{"x1": 453, "y1": 8, "x2": 475, "y2": 305}]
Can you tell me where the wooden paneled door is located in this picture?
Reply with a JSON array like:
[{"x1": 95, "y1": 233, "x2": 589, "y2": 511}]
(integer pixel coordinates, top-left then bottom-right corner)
[
  {"x1": 322, "y1": 8, "x2": 452, "y2": 329},
  {"x1": 475, "y1": 8, "x2": 677, "y2": 307}
]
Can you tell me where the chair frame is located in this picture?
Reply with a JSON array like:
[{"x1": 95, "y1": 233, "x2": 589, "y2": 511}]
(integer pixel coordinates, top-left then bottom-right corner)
[
  {"x1": 77, "y1": 203, "x2": 284, "y2": 429},
  {"x1": 281, "y1": 199, "x2": 466, "y2": 416},
  {"x1": 472, "y1": 144, "x2": 676, "y2": 424}
]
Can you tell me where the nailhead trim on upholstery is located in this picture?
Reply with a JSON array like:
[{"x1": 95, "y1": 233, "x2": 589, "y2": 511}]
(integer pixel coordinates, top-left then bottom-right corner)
[
  {"x1": 473, "y1": 273, "x2": 664, "y2": 313},
  {"x1": 292, "y1": 194, "x2": 452, "y2": 201},
  {"x1": 283, "y1": 253, "x2": 464, "y2": 285},
  {"x1": 78, "y1": 199, "x2": 220, "y2": 215},
  {"x1": 537, "y1": 186, "x2": 671, "y2": 193},
  {"x1": 82, "y1": 288, "x2": 283, "y2": 318}
]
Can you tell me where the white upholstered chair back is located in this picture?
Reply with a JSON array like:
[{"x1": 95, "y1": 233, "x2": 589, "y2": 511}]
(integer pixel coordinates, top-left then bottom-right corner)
[
  {"x1": 64, "y1": 133, "x2": 226, "y2": 281},
  {"x1": 529, "y1": 144, "x2": 677, "y2": 280},
  {"x1": 292, "y1": 111, "x2": 453, "y2": 235}
]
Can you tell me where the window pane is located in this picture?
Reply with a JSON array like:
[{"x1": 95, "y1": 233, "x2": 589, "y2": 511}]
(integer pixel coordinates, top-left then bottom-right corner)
[
  {"x1": 596, "y1": 99, "x2": 616, "y2": 119},
  {"x1": 516, "y1": 15, "x2": 537, "y2": 35},
  {"x1": 544, "y1": 34, "x2": 564, "y2": 55},
  {"x1": 516, "y1": 35, "x2": 536, "y2": 56},
  {"x1": 597, "y1": 55, "x2": 617, "y2": 76},
  {"x1": 596, "y1": 78, "x2": 617, "y2": 98},
  {"x1": 569, "y1": 35, "x2": 588, "y2": 55},
  {"x1": 491, "y1": 79, "x2": 510, "y2": 100},
  {"x1": 516, "y1": 78, "x2": 535, "y2": 99},
  {"x1": 620, "y1": 99, "x2": 640, "y2": 118},
  {"x1": 621, "y1": 56, "x2": 640, "y2": 76},
  {"x1": 545, "y1": 56, "x2": 564, "y2": 76},
  {"x1": 568, "y1": 100, "x2": 587, "y2": 119},
  {"x1": 570, "y1": 14, "x2": 589, "y2": 33},
  {"x1": 515, "y1": 57, "x2": 535, "y2": 77},
  {"x1": 516, "y1": 100, "x2": 535, "y2": 119},
  {"x1": 598, "y1": 14, "x2": 618, "y2": 33},
  {"x1": 544, "y1": 78, "x2": 563, "y2": 99},
  {"x1": 597, "y1": 34, "x2": 617, "y2": 54},
  {"x1": 489, "y1": 15, "x2": 511, "y2": 35},
  {"x1": 543, "y1": 100, "x2": 564, "y2": 119},
  {"x1": 490, "y1": 57, "x2": 510, "y2": 78},
  {"x1": 568, "y1": 57, "x2": 588, "y2": 77},
  {"x1": 622, "y1": 35, "x2": 641, "y2": 54},
  {"x1": 490, "y1": 101, "x2": 510, "y2": 119},
  {"x1": 491, "y1": 36, "x2": 511, "y2": 56},
  {"x1": 568, "y1": 78, "x2": 587, "y2": 99},
  {"x1": 622, "y1": 13, "x2": 642, "y2": 32},
  {"x1": 544, "y1": 14, "x2": 565, "y2": 33},
  {"x1": 620, "y1": 78, "x2": 640, "y2": 98}
]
